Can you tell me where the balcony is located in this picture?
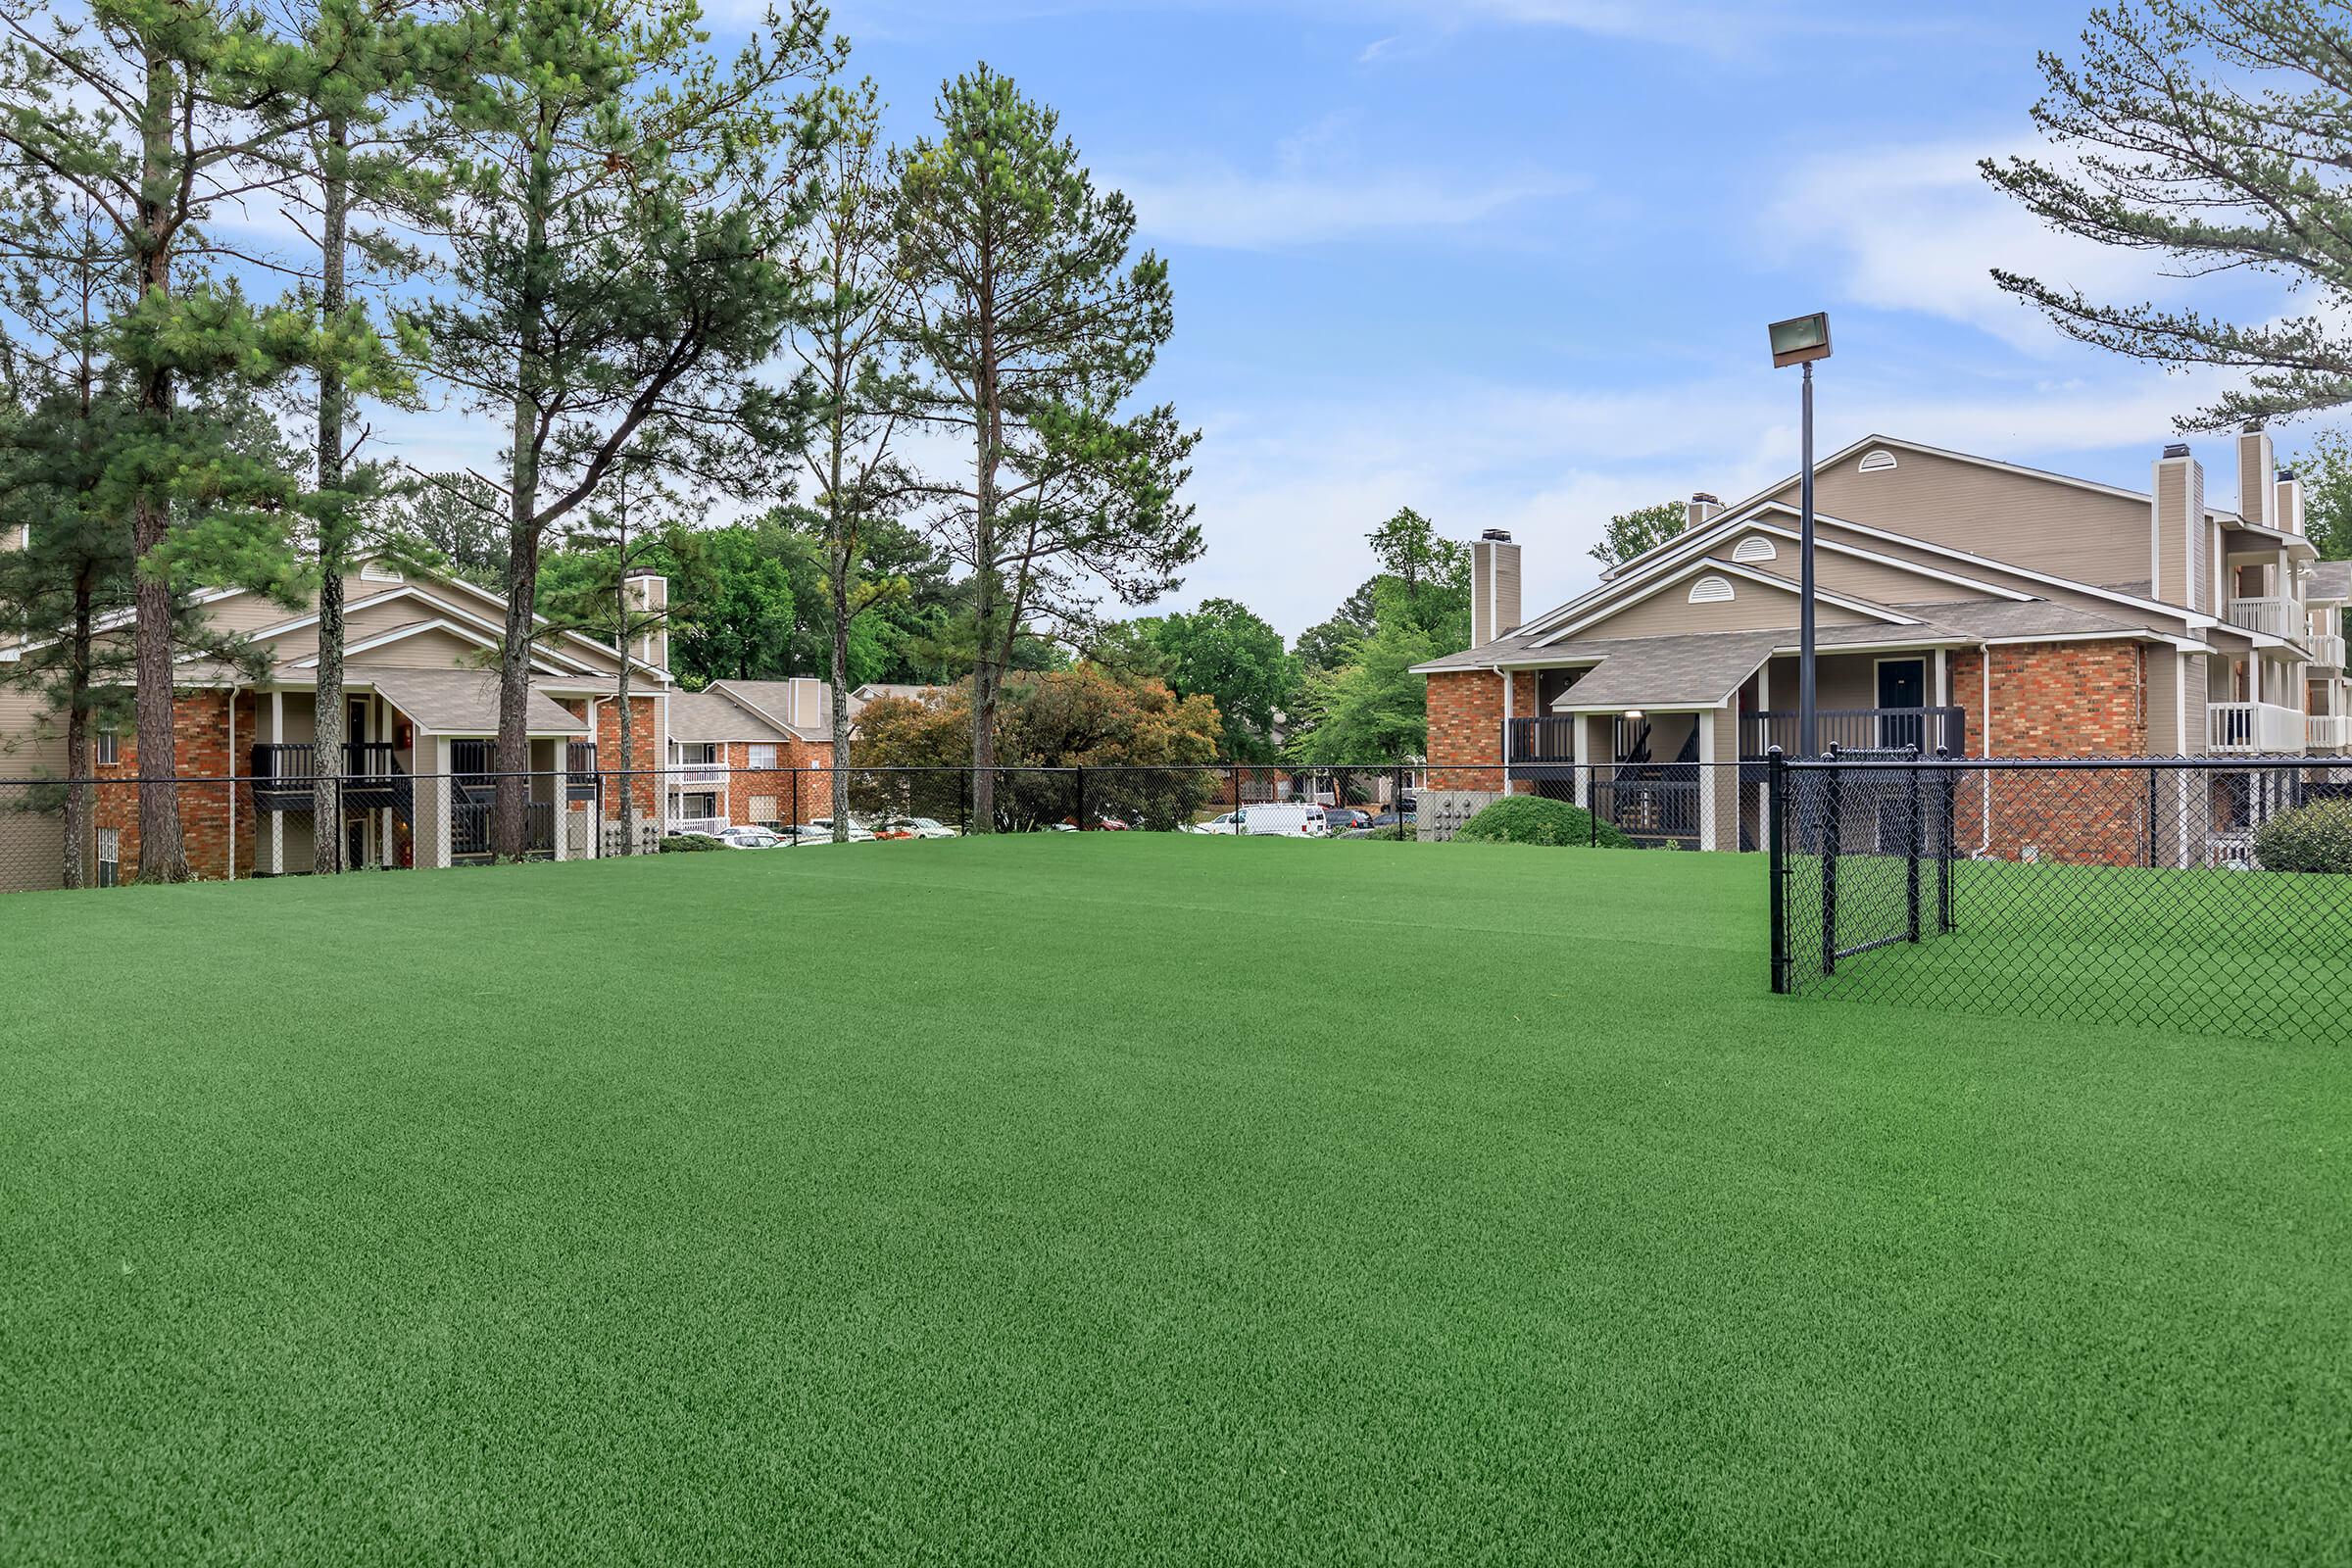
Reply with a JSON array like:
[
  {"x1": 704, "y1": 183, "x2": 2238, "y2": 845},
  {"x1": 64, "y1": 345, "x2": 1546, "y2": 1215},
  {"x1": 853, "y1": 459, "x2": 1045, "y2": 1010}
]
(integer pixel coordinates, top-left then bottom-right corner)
[
  {"x1": 1503, "y1": 715, "x2": 1578, "y2": 779},
  {"x1": 667, "y1": 812, "x2": 726, "y2": 837},
  {"x1": 2308, "y1": 631, "x2": 2347, "y2": 670},
  {"x1": 2226, "y1": 596, "x2": 2300, "y2": 639},
  {"x1": 667, "y1": 760, "x2": 728, "y2": 790},
  {"x1": 1740, "y1": 706, "x2": 1965, "y2": 760},
  {"x1": 249, "y1": 742, "x2": 403, "y2": 810},
  {"x1": 2309, "y1": 714, "x2": 2352, "y2": 752},
  {"x1": 2208, "y1": 701, "x2": 2305, "y2": 754}
]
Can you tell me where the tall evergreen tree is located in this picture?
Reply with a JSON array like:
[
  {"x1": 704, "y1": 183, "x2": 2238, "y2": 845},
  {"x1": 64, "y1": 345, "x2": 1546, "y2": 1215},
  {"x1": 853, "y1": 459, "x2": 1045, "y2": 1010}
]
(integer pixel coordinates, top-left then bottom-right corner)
[
  {"x1": 894, "y1": 64, "x2": 1200, "y2": 830},
  {"x1": 0, "y1": 0, "x2": 323, "y2": 878},
  {"x1": 1984, "y1": 1, "x2": 2352, "y2": 425},
  {"x1": 421, "y1": 0, "x2": 838, "y2": 858},
  {"x1": 786, "y1": 77, "x2": 917, "y2": 840}
]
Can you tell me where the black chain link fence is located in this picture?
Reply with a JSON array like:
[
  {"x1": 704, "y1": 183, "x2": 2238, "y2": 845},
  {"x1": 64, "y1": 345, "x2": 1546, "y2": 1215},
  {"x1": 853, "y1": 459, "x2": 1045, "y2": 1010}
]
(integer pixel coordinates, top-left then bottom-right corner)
[{"x1": 1771, "y1": 752, "x2": 2352, "y2": 1043}]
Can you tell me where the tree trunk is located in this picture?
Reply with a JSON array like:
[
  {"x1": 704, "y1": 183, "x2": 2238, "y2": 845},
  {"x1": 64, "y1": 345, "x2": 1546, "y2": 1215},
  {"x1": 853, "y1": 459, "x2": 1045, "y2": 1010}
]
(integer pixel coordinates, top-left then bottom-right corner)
[
  {"x1": 615, "y1": 565, "x2": 636, "y2": 854},
  {"x1": 967, "y1": 391, "x2": 1000, "y2": 833},
  {"x1": 60, "y1": 577, "x2": 93, "y2": 891},
  {"x1": 129, "y1": 47, "x2": 187, "y2": 882},
  {"x1": 312, "y1": 114, "x2": 350, "y2": 873},
  {"x1": 830, "y1": 568, "x2": 851, "y2": 839},
  {"x1": 493, "y1": 132, "x2": 551, "y2": 862}
]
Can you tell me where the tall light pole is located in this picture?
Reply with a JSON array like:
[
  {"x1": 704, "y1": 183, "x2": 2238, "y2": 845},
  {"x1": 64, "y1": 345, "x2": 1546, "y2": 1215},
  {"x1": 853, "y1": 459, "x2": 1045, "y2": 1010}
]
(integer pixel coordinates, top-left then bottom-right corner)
[{"x1": 1770, "y1": 313, "x2": 1832, "y2": 757}]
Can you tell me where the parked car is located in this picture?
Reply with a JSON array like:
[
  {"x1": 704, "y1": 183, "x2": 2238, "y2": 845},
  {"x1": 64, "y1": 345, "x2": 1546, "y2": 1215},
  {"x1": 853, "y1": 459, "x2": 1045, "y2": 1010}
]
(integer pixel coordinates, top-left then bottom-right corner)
[
  {"x1": 1240, "y1": 803, "x2": 1327, "y2": 837},
  {"x1": 874, "y1": 816, "x2": 959, "y2": 839},
  {"x1": 804, "y1": 816, "x2": 877, "y2": 843},
  {"x1": 1326, "y1": 808, "x2": 1374, "y2": 833},
  {"x1": 1191, "y1": 811, "x2": 1245, "y2": 835},
  {"x1": 714, "y1": 825, "x2": 786, "y2": 850}
]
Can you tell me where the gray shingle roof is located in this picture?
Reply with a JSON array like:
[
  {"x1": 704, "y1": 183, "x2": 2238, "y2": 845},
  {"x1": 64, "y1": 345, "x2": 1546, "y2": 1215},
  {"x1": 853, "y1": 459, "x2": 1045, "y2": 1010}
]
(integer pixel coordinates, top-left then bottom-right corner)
[
  {"x1": 1540, "y1": 632, "x2": 1778, "y2": 710},
  {"x1": 356, "y1": 665, "x2": 588, "y2": 736},
  {"x1": 668, "y1": 689, "x2": 791, "y2": 744},
  {"x1": 2311, "y1": 561, "x2": 2352, "y2": 601}
]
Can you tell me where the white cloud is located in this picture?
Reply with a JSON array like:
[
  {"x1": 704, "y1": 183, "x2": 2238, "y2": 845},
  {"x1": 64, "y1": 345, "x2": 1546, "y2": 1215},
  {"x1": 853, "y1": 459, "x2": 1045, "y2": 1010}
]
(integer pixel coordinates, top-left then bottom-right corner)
[{"x1": 1768, "y1": 136, "x2": 2229, "y2": 354}]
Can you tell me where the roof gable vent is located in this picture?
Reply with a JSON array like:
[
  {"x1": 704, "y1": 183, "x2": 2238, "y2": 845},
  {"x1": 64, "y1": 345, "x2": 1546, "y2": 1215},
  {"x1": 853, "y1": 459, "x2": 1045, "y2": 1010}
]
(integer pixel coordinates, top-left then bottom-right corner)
[
  {"x1": 1730, "y1": 535, "x2": 1777, "y2": 564},
  {"x1": 1858, "y1": 449, "x2": 1898, "y2": 474},
  {"x1": 1688, "y1": 574, "x2": 1735, "y2": 605}
]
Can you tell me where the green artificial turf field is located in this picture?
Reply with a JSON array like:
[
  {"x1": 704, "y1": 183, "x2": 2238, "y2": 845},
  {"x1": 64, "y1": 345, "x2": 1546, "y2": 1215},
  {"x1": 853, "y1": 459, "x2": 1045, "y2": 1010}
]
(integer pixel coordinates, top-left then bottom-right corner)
[{"x1": 3, "y1": 837, "x2": 2346, "y2": 1565}]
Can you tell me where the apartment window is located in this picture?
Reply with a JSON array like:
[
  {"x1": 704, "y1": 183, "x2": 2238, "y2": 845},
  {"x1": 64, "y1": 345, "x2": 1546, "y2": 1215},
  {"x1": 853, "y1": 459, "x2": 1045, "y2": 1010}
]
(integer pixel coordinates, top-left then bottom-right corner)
[
  {"x1": 1689, "y1": 575, "x2": 1735, "y2": 605},
  {"x1": 95, "y1": 827, "x2": 120, "y2": 887},
  {"x1": 748, "y1": 743, "x2": 777, "y2": 769},
  {"x1": 747, "y1": 795, "x2": 778, "y2": 828},
  {"x1": 93, "y1": 730, "x2": 119, "y2": 766},
  {"x1": 1858, "y1": 449, "x2": 1898, "y2": 473},
  {"x1": 1731, "y1": 535, "x2": 1777, "y2": 564}
]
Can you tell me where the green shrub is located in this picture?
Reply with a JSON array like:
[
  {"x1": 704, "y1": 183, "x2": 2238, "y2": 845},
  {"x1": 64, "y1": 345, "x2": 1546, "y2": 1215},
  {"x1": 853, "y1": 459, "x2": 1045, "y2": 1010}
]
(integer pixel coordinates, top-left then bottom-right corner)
[
  {"x1": 1453, "y1": 795, "x2": 1630, "y2": 849},
  {"x1": 2254, "y1": 798, "x2": 2352, "y2": 873},
  {"x1": 660, "y1": 833, "x2": 726, "y2": 854}
]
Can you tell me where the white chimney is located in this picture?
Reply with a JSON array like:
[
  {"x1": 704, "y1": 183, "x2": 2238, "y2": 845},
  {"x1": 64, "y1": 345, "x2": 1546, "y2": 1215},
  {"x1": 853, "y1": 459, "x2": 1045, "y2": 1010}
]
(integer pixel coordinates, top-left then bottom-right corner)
[
  {"x1": 2152, "y1": 443, "x2": 2207, "y2": 612},
  {"x1": 789, "y1": 675, "x2": 827, "y2": 731},
  {"x1": 1686, "y1": 492, "x2": 1722, "y2": 531},
  {"x1": 2236, "y1": 423, "x2": 2277, "y2": 528},
  {"x1": 1471, "y1": 529, "x2": 1522, "y2": 647},
  {"x1": 621, "y1": 568, "x2": 668, "y2": 673}
]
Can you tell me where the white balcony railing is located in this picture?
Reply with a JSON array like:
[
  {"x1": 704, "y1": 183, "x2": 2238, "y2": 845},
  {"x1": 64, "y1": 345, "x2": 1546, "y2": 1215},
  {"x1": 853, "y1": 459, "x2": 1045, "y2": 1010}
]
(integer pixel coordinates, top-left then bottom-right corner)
[
  {"x1": 666, "y1": 760, "x2": 729, "y2": 790},
  {"x1": 667, "y1": 813, "x2": 726, "y2": 837},
  {"x1": 2308, "y1": 714, "x2": 2352, "y2": 751},
  {"x1": 2308, "y1": 632, "x2": 2347, "y2": 669},
  {"x1": 2226, "y1": 595, "x2": 2300, "y2": 638},
  {"x1": 2209, "y1": 701, "x2": 2305, "y2": 754}
]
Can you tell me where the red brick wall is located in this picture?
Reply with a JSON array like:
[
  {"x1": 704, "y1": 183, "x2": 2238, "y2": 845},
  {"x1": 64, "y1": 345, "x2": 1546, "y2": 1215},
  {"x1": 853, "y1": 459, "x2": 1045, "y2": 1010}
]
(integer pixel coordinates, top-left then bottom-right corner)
[
  {"x1": 1947, "y1": 640, "x2": 2149, "y2": 863},
  {"x1": 93, "y1": 690, "x2": 258, "y2": 880},
  {"x1": 723, "y1": 739, "x2": 831, "y2": 826},
  {"x1": 587, "y1": 696, "x2": 662, "y2": 822},
  {"x1": 1425, "y1": 668, "x2": 1541, "y2": 792}
]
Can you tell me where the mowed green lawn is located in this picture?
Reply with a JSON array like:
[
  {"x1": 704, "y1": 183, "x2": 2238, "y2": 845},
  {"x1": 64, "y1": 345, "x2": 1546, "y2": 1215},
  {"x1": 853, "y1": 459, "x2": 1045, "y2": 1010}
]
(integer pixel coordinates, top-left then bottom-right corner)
[{"x1": 3, "y1": 838, "x2": 2347, "y2": 1566}]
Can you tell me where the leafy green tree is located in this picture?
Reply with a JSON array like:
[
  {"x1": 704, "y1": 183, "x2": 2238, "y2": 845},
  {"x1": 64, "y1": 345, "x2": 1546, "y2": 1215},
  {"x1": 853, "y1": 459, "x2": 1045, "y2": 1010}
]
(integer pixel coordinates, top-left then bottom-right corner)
[
  {"x1": 399, "y1": 470, "x2": 507, "y2": 586},
  {"x1": 1145, "y1": 598, "x2": 1293, "y2": 760},
  {"x1": 1285, "y1": 585, "x2": 1436, "y2": 766},
  {"x1": 1983, "y1": 1, "x2": 2352, "y2": 426},
  {"x1": 421, "y1": 0, "x2": 838, "y2": 857},
  {"x1": 1589, "y1": 499, "x2": 1685, "y2": 568},
  {"x1": 2291, "y1": 430, "x2": 2352, "y2": 561},
  {"x1": 895, "y1": 63, "x2": 1200, "y2": 829},
  {"x1": 1292, "y1": 615, "x2": 1365, "y2": 676},
  {"x1": 1366, "y1": 507, "x2": 1471, "y2": 651},
  {"x1": 0, "y1": 0, "x2": 337, "y2": 878}
]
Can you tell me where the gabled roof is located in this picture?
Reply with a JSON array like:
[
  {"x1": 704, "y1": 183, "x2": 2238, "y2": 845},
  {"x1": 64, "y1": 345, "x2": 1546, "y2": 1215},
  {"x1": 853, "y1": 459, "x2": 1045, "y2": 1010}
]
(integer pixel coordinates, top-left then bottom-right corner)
[
  {"x1": 669, "y1": 689, "x2": 794, "y2": 745},
  {"x1": 1535, "y1": 553, "x2": 1925, "y2": 646},
  {"x1": 2311, "y1": 561, "x2": 2352, "y2": 602},
  {"x1": 354, "y1": 666, "x2": 589, "y2": 736}
]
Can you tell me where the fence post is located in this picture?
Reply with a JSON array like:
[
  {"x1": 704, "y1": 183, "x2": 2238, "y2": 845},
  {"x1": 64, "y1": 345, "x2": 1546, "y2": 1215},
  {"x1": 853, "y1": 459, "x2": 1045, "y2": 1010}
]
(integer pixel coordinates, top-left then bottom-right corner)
[
  {"x1": 791, "y1": 767, "x2": 801, "y2": 848},
  {"x1": 1905, "y1": 758, "x2": 1922, "y2": 943},
  {"x1": 1768, "y1": 748, "x2": 1788, "y2": 994},
  {"x1": 1820, "y1": 746, "x2": 1841, "y2": 975},
  {"x1": 1074, "y1": 764, "x2": 1086, "y2": 831},
  {"x1": 1589, "y1": 767, "x2": 1596, "y2": 847},
  {"x1": 1936, "y1": 748, "x2": 1955, "y2": 936},
  {"x1": 2146, "y1": 766, "x2": 2159, "y2": 869}
]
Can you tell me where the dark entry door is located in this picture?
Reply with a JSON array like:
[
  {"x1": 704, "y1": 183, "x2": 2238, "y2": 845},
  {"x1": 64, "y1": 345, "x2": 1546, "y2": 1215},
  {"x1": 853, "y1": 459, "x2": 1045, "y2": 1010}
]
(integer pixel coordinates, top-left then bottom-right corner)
[{"x1": 1877, "y1": 660, "x2": 1926, "y2": 751}]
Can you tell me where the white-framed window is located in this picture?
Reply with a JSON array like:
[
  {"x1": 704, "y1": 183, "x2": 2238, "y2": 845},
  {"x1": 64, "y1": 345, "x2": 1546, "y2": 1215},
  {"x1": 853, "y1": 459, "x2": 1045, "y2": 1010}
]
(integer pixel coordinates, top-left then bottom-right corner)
[
  {"x1": 1731, "y1": 535, "x2": 1777, "y2": 564},
  {"x1": 95, "y1": 826, "x2": 120, "y2": 887},
  {"x1": 1689, "y1": 575, "x2": 1735, "y2": 605},
  {"x1": 93, "y1": 730, "x2": 119, "y2": 766},
  {"x1": 1858, "y1": 449, "x2": 1898, "y2": 473},
  {"x1": 747, "y1": 795, "x2": 778, "y2": 827},
  {"x1": 748, "y1": 743, "x2": 777, "y2": 769}
]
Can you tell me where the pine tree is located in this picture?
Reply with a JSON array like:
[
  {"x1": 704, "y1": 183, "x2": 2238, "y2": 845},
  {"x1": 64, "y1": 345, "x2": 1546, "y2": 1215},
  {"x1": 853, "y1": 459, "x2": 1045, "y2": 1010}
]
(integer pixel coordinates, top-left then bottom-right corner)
[
  {"x1": 420, "y1": 0, "x2": 839, "y2": 858},
  {"x1": 1984, "y1": 1, "x2": 2352, "y2": 425},
  {"x1": 894, "y1": 64, "x2": 1200, "y2": 830},
  {"x1": 785, "y1": 77, "x2": 918, "y2": 840}
]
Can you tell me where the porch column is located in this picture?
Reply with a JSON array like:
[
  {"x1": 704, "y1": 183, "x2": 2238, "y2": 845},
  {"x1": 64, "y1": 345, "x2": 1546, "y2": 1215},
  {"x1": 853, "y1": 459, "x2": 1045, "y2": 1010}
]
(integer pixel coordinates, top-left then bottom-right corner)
[
  {"x1": 415, "y1": 736, "x2": 452, "y2": 869},
  {"x1": 550, "y1": 737, "x2": 568, "y2": 860},
  {"x1": 1573, "y1": 713, "x2": 1595, "y2": 808},
  {"x1": 262, "y1": 691, "x2": 284, "y2": 875}
]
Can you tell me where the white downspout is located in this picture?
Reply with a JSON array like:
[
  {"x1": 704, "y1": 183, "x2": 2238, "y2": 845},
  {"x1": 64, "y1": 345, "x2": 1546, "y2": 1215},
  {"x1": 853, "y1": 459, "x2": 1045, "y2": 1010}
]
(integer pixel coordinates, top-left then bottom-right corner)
[
  {"x1": 226, "y1": 687, "x2": 237, "y2": 880},
  {"x1": 1979, "y1": 643, "x2": 1992, "y2": 855}
]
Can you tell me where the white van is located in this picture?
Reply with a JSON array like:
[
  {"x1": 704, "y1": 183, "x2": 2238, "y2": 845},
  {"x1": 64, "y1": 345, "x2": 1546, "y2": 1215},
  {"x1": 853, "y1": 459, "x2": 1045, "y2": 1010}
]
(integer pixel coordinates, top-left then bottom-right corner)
[{"x1": 1240, "y1": 803, "x2": 1327, "y2": 837}]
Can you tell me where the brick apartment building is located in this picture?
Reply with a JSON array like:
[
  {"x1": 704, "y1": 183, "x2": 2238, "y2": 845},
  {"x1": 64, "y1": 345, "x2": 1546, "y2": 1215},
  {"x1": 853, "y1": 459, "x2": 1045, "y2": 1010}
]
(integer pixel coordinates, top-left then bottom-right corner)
[{"x1": 1415, "y1": 429, "x2": 2351, "y2": 857}]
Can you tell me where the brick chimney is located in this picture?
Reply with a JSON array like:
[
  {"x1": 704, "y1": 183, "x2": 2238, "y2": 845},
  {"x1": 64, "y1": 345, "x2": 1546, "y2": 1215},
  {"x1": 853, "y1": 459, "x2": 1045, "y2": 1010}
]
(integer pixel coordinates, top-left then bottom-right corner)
[
  {"x1": 1471, "y1": 528, "x2": 1522, "y2": 647},
  {"x1": 2152, "y1": 443, "x2": 2207, "y2": 612},
  {"x1": 1686, "y1": 492, "x2": 1722, "y2": 531},
  {"x1": 621, "y1": 567, "x2": 669, "y2": 673},
  {"x1": 2236, "y1": 423, "x2": 2277, "y2": 529},
  {"x1": 2275, "y1": 465, "x2": 2305, "y2": 535}
]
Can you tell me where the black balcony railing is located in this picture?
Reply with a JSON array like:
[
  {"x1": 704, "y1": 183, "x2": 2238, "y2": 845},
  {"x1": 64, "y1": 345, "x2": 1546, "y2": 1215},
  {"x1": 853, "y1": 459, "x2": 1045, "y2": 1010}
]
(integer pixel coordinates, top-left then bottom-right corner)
[
  {"x1": 1503, "y1": 715, "x2": 1579, "y2": 779},
  {"x1": 250, "y1": 742, "x2": 404, "y2": 809},
  {"x1": 1740, "y1": 706, "x2": 1964, "y2": 760}
]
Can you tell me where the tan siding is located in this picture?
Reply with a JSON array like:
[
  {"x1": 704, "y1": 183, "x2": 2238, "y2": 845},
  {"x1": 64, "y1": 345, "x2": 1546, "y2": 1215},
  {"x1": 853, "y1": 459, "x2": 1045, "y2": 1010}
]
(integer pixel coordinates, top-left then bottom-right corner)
[
  {"x1": 1713, "y1": 544, "x2": 1983, "y2": 607},
  {"x1": 1770, "y1": 446, "x2": 2159, "y2": 591},
  {"x1": 1577, "y1": 579, "x2": 1873, "y2": 640}
]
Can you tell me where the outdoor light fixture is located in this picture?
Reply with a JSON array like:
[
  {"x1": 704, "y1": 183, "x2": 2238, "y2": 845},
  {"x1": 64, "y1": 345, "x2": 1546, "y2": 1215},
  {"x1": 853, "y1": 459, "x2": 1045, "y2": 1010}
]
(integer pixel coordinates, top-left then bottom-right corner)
[
  {"x1": 1624, "y1": 710, "x2": 1644, "y2": 721},
  {"x1": 1768, "y1": 312, "x2": 1831, "y2": 756}
]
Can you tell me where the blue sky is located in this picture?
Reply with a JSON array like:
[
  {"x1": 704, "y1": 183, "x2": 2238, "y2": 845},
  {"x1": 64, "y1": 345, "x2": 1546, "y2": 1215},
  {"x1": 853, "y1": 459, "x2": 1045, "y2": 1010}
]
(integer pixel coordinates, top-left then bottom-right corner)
[{"x1": 407, "y1": 0, "x2": 2295, "y2": 635}]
